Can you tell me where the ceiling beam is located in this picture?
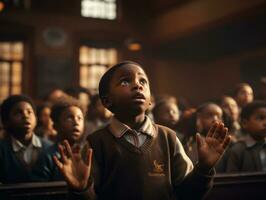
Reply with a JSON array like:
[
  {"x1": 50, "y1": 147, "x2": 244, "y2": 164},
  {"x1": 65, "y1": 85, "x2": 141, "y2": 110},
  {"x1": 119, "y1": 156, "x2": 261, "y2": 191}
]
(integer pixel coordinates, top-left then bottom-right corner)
[{"x1": 149, "y1": 0, "x2": 266, "y2": 45}]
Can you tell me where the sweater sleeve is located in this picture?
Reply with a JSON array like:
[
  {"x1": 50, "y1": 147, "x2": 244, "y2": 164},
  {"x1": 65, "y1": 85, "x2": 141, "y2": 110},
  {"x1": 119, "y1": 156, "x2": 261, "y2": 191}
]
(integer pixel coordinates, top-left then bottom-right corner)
[{"x1": 171, "y1": 136, "x2": 214, "y2": 200}]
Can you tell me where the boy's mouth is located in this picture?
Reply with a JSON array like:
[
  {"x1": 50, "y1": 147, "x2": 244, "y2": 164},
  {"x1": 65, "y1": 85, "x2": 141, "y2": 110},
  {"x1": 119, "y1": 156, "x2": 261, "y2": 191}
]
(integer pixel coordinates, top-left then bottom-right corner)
[{"x1": 132, "y1": 93, "x2": 146, "y2": 103}]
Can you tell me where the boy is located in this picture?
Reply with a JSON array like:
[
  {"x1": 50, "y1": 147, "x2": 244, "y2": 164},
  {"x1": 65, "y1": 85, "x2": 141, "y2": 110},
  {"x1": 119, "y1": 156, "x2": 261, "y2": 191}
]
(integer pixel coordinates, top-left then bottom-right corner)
[
  {"x1": 184, "y1": 102, "x2": 224, "y2": 164},
  {"x1": 54, "y1": 61, "x2": 231, "y2": 200},
  {"x1": 0, "y1": 95, "x2": 51, "y2": 183},
  {"x1": 226, "y1": 101, "x2": 266, "y2": 172},
  {"x1": 33, "y1": 96, "x2": 86, "y2": 181}
]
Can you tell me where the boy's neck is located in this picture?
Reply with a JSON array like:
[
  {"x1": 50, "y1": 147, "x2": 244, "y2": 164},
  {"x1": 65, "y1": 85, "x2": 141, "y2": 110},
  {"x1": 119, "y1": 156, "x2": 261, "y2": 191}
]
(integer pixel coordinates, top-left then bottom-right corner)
[
  {"x1": 115, "y1": 113, "x2": 146, "y2": 129},
  {"x1": 12, "y1": 134, "x2": 32, "y2": 146}
]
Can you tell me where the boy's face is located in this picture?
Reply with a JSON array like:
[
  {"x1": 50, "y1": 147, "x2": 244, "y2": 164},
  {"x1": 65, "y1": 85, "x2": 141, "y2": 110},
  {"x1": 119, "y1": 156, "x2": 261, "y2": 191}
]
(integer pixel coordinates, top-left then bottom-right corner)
[
  {"x1": 221, "y1": 97, "x2": 239, "y2": 121},
  {"x1": 197, "y1": 104, "x2": 223, "y2": 135},
  {"x1": 8, "y1": 102, "x2": 36, "y2": 140},
  {"x1": 106, "y1": 64, "x2": 151, "y2": 116},
  {"x1": 40, "y1": 107, "x2": 53, "y2": 129},
  {"x1": 57, "y1": 106, "x2": 84, "y2": 144},
  {"x1": 156, "y1": 102, "x2": 180, "y2": 129},
  {"x1": 242, "y1": 108, "x2": 266, "y2": 138},
  {"x1": 236, "y1": 86, "x2": 253, "y2": 107}
]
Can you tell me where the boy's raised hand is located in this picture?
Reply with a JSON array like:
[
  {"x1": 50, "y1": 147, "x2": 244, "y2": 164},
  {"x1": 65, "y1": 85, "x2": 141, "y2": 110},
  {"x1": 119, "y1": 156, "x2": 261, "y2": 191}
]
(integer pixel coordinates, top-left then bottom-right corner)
[
  {"x1": 196, "y1": 122, "x2": 231, "y2": 172},
  {"x1": 53, "y1": 140, "x2": 93, "y2": 190}
]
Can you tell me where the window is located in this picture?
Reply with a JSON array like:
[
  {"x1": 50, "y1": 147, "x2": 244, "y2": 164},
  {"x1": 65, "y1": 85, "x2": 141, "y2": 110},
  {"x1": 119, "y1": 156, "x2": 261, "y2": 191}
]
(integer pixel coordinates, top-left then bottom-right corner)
[
  {"x1": 0, "y1": 41, "x2": 23, "y2": 102},
  {"x1": 79, "y1": 45, "x2": 117, "y2": 92},
  {"x1": 81, "y1": 0, "x2": 116, "y2": 20}
]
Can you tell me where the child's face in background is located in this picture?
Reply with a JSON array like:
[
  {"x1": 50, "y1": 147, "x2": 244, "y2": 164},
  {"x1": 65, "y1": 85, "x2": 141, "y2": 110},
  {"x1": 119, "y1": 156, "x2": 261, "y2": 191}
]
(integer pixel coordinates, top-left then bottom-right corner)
[
  {"x1": 58, "y1": 106, "x2": 84, "y2": 145},
  {"x1": 236, "y1": 85, "x2": 254, "y2": 108},
  {"x1": 197, "y1": 104, "x2": 223, "y2": 135},
  {"x1": 8, "y1": 102, "x2": 36, "y2": 141},
  {"x1": 155, "y1": 102, "x2": 180, "y2": 129},
  {"x1": 39, "y1": 107, "x2": 54, "y2": 129},
  {"x1": 242, "y1": 108, "x2": 266, "y2": 140},
  {"x1": 107, "y1": 64, "x2": 151, "y2": 116},
  {"x1": 221, "y1": 97, "x2": 239, "y2": 122}
]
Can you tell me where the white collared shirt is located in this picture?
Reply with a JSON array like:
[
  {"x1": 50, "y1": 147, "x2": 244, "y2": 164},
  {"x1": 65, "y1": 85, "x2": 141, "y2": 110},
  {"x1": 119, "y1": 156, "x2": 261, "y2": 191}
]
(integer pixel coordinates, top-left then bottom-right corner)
[
  {"x1": 109, "y1": 116, "x2": 155, "y2": 147},
  {"x1": 11, "y1": 134, "x2": 42, "y2": 165}
]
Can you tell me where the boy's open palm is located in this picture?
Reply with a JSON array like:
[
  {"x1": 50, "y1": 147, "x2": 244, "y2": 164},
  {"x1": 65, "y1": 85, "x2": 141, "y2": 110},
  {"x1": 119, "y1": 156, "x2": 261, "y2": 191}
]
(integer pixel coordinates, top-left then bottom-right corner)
[
  {"x1": 53, "y1": 140, "x2": 93, "y2": 190},
  {"x1": 196, "y1": 122, "x2": 231, "y2": 171}
]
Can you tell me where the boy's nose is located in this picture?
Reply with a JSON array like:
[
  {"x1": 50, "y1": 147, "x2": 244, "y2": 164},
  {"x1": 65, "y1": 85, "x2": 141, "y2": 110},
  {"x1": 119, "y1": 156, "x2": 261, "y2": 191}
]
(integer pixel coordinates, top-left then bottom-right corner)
[{"x1": 132, "y1": 81, "x2": 143, "y2": 90}]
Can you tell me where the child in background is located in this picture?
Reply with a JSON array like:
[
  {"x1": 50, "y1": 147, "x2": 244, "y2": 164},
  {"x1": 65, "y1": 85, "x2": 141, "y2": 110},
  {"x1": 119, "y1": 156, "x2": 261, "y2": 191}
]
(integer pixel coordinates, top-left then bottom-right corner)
[
  {"x1": 233, "y1": 83, "x2": 254, "y2": 111},
  {"x1": 184, "y1": 102, "x2": 224, "y2": 164},
  {"x1": 0, "y1": 95, "x2": 51, "y2": 183},
  {"x1": 152, "y1": 99, "x2": 183, "y2": 141},
  {"x1": 35, "y1": 103, "x2": 57, "y2": 143},
  {"x1": 220, "y1": 96, "x2": 241, "y2": 141},
  {"x1": 226, "y1": 101, "x2": 266, "y2": 172},
  {"x1": 54, "y1": 61, "x2": 230, "y2": 200},
  {"x1": 33, "y1": 96, "x2": 86, "y2": 181}
]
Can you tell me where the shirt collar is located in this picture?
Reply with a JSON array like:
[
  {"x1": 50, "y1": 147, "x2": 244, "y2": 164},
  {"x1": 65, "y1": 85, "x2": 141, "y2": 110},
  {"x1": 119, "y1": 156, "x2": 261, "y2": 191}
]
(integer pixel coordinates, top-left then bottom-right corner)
[
  {"x1": 11, "y1": 134, "x2": 42, "y2": 152},
  {"x1": 109, "y1": 116, "x2": 155, "y2": 138},
  {"x1": 243, "y1": 134, "x2": 266, "y2": 148}
]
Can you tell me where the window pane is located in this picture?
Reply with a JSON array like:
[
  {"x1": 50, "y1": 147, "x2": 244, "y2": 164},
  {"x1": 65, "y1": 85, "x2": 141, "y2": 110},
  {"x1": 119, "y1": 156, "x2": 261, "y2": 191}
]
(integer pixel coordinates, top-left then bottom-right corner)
[
  {"x1": 0, "y1": 41, "x2": 24, "y2": 100},
  {"x1": 79, "y1": 46, "x2": 117, "y2": 90},
  {"x1": 87, "y1": 65, "x2": 107, "y2": 89},
  {"x1": 0, "y1": 62, "x2": 10, "y2": 101},
  {"x1": 0, "y1": 42, "x2": 12, "y2": 60},
  {"x1": 81, "y1": 0, "x2": 116, "y2": 20},
  {"x1": 12, "y1": 62, "x2": 22, "y2": 84},
  {"x1": 12, "y1": 42, "x2": 24, "y2": 61}
]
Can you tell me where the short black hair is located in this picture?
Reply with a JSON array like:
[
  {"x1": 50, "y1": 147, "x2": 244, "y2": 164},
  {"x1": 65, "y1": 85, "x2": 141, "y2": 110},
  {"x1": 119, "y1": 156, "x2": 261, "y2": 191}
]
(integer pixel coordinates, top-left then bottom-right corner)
[
  {"x1": 51, "y1": 96, "x2": 85, "y2": 127},
  {"x1": 98, "y1": 61, "x2": 142, "y2": 102},
  {"x1": 232, "y1": 83, "x2": 252, "y2": 97},
  {"x1": 196, "y1": 102, "x2": 221, "y2": 114},
  {"x1": 241, "y1": 100, "x2": 266, "y2": 121},
  {"x1": 0, "y1": 95, "x2": 36, "y2": 127}
]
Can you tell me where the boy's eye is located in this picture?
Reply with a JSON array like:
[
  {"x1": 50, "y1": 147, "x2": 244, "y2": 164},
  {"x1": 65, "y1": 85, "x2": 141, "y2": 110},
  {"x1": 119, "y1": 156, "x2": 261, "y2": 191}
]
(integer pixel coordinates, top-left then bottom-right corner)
[
  {"x1": 140, "y1": 78, "x2": 147, "y2": 85},
  {"x1": 120, "y1": 80, "x2": 130, "y2": 86}
]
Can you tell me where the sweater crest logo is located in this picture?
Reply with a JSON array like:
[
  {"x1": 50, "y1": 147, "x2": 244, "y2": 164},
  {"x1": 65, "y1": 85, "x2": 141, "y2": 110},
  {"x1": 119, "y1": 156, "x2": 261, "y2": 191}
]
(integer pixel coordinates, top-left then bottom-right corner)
[{"x1": 148, "y1": 160, "x2": 165, "y2": 177}]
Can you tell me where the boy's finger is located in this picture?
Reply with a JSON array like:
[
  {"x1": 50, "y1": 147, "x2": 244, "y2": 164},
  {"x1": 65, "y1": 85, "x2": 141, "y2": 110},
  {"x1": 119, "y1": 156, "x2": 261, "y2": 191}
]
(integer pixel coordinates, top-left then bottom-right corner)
[
  {"x1": 206, "y1": 121, "x2": 219, "y2": 138},
  {"x1": 222, "y1": 135, "x2": 231, "y2": 149},
  {"x1": 216, "y1": 127, "x2": 228, "y2": 143},
  {"x1": 213, "y1": 123, "x2": 224, "y2": 139},
  {"x1": 85, "y1": 148, "x2": 93, "y2": 166},
  {"x1": 64, "y1": 140, "x2": 73, "y2": 158},
  {"x1": 58, "y1": 144, "x2": 68, "y2": 163},
  {"x1": 53, "y1": 155, "x2": 63, "y2": 170},
  {"x1": 196, "y1": 133, "x2": 204, "y2": 149}
]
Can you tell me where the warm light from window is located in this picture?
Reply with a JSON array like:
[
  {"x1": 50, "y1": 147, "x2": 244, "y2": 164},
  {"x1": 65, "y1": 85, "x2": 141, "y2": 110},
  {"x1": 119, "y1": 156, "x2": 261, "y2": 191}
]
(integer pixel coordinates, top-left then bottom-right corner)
[
  {"x1": 79, "y1": 46, "x2": 117, "y2": 90},
  {"x1": 0, "y1": 42, "x2": 24, "y2": 101},
  {"x1": 81, "y1": 0, "x2": 116, "y2": 20},
  {"x1": 0, "y1": 2, "x2": 4, "y2": 12}
]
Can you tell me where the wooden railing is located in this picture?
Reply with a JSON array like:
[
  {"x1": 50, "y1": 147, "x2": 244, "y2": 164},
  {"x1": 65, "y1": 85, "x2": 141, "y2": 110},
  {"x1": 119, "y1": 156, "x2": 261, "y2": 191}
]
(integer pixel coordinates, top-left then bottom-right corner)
[{"x1": 0, "y1": 172, "x2": 266, "y2": 200}]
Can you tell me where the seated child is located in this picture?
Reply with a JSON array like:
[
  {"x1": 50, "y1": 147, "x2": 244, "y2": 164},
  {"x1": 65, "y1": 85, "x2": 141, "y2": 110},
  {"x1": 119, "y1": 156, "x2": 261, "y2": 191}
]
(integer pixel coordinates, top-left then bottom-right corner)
[
  {"x1": 184, "y1": 102, "x2": 224, "y2": 164},
  {"x1": 233, "y1": 83, "x2": 254, "y2": 111},
  {"x1": 219, "y1": 96, "x2": 241, "y2": 142},
  {"x1": 35, "y1": 103, "x2": 57, "y2": 143},
  {"x1": 152, "y1": 99, "x2": 183, "y2": 141},
  {"x1": 53, "y1": 61, "x2": 231, "y2": 200},
  {"x1": 0, "y1": 95, "x2": 51, "y2": 183},
  {"x1": 226, "y1": 101, "x2": 266, "y2": 172},
  {"x1": 33, "y1": 96, "x2": 86, "y2": 181}
]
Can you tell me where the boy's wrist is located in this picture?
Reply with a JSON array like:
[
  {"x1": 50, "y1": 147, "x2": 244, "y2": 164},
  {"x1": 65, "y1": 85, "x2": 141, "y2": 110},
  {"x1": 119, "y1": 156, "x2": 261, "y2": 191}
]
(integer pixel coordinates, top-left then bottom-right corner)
[{"x1": 196, "y1": 163, "x2": 213, "y2": 175}]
